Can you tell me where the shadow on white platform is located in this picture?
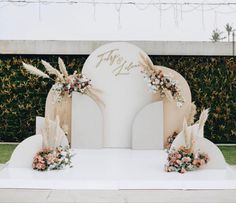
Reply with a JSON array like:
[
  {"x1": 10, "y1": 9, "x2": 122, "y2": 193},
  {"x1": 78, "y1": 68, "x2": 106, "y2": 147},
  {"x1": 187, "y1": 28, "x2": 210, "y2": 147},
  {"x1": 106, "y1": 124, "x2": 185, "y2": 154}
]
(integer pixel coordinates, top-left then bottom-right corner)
[{"x1": 0, "y1": 149, "x2": 236, "y2": 190}]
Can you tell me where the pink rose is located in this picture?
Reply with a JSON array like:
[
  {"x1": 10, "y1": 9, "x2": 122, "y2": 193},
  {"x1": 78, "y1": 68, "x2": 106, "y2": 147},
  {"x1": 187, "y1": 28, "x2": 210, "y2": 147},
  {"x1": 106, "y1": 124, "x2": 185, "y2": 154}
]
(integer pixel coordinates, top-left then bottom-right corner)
[
  {"x1": 171, "y1": 157, "x2": 176, "y2": 162},
  {"x1": 180, "y1": 168, "x2": 187, "y2": 173},
  {"x1": 35, "y1": 155, "x2": 44, "y2": 164},
  {"x1": 177, "y1": 154, "x2": 182, "y2": 159},
  {"x1": 182, "y1": 157, "x2": 191, "y2": 163},
  {"x1": 36, "y1": 163, "x2": 46, "y2": 170},
  {"x1": 193, "y1": 159, "x2": 201, "y2": 167},
  {"x1": 200, "y1": 159, "x2": 205, "y2": 165},
  {"x1": 176, "y1": 160, "x2": 182, "y2": 165},
  {"x1": 45, "y1": 153, "x2": 55, "y2": 164}
]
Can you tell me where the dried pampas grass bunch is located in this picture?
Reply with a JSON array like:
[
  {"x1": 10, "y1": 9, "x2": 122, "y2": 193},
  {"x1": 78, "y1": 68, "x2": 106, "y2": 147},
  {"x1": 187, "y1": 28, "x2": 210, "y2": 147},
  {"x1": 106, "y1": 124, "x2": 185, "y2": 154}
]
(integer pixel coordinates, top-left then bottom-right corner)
[
  {"x1": 187, "y1": 102, "x2": 197, "y2": 125},
  {"x1": 198, "y1": 108, "x2": 209, "y2": 131},
  {"x1": 58, "y1": 57, "x2": 69, "y2": 79},
  {"x1": 22, "y1": 57, "x2": 69, "y2": 82},
  {"x1": 138, "y1": 53, "x2": 154, "y2": 73},
  {"x1": 183, "y1": 118, "x2": 195, "y2": 152},
  {"x1": 41, "y1": 59, "x2": 64, "y2": 81},
  {"x1": 22, "y1": 62, "x2": 50, "y2": 79},
  {"x1": 41, "y1": 115, "x2": 65, "y2": 150}
]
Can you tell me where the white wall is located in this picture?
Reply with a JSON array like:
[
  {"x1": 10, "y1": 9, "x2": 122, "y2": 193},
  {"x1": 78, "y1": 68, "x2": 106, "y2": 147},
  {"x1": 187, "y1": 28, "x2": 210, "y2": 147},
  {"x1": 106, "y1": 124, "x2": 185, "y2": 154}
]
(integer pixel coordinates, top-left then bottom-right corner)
[
  {"x1": 0, "y1": 40, "x2": 235, "y2": 56},
  {"x1": 0, "y1": 0, "x2": 236, "y2": 41}
]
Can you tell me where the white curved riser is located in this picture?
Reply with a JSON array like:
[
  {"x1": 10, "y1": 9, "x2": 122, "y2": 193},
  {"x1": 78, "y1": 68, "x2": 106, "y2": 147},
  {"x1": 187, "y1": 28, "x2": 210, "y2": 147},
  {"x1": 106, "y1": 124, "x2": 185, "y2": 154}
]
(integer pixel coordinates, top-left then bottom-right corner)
[
  {"x1": 171, "y1": 125, "x2": 227, "y2": 169},
  {"x1": 132, "y1": 101, "x2": 164, "y2": 149},
  {"x1": 71, "y1": 92, "x2": 103, "y2": 149}
]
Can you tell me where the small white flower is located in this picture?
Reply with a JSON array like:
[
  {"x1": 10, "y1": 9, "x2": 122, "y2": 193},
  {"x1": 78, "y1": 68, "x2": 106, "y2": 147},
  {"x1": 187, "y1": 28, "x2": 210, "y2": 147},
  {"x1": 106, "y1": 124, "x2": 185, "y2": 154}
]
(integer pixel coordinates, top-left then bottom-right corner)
[
  {"x1": 61, "y1": 151, "x2": 67, "y2": 157},
  {"x1": 152, "y1": 86, "x2": 157, "y2": 90},
  {"x1": 155, "y1": 79, "x2": 160, "y2": 84},
  {"x1": 177, "y1": 102, "x2": 183, "y2": 108}
]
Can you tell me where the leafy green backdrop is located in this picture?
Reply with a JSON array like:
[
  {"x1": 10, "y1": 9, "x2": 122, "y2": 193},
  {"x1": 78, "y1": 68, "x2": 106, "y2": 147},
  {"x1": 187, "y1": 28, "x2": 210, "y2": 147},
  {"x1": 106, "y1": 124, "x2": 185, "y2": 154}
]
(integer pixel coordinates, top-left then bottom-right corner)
[{"x1": 0, "y1": 55, "x2": 235, "y2": 143}]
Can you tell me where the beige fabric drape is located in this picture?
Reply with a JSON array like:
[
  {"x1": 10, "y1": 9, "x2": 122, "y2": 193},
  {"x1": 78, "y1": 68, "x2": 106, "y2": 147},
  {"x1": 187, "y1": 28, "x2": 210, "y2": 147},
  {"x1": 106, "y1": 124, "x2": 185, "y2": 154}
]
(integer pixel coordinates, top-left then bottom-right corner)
[
  {"x1": 45, "y1": 89, "x2": 72, "y2": 144},
  {"x1": 41, "y1": 116, "x2": 69, "y2": 150},
  {"x1": 85, "y1": 87, "x2": 105, "y2": 109}
]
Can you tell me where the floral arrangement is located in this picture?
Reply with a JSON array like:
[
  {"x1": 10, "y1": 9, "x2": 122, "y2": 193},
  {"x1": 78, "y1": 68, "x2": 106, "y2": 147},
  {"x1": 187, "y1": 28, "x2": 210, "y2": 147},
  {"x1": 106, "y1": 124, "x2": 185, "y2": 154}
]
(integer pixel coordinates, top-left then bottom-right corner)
[
  {"x1": 165, "y1": 109, "x2": 210, "y2": 173},
  {"x1": 22, "y1": 58, "x2": 91, "y2": 103},
  {"x1": 32, "y1": 146, "x2": 73, "y2": 171},
  {"x1": 165, "y1": 146, "x2": 209, "y2": 173},
  {"x1": 51, "y1": 71, "x2": 91, "y2": 103},
  {"x1": 145, "y1": 69, "x2": 184, "y2": 107},
  {"x1": 32, "y1": 116, "x2": 73, "y2": 171},
  {"x1": 139, "y1": 54, "x2": 184, "y2": 108}
]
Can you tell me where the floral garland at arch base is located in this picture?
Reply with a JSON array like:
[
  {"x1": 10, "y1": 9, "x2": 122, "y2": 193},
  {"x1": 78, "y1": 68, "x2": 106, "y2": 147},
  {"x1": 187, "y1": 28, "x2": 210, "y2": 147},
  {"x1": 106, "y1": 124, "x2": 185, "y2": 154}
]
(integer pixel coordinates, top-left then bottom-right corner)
[
  {"x1": 32, "y1": 146, "x2": 73, "y2": 171},
  {"x1": 165, "y1": 146, "x2": 209, "y2": 174},
  {"x1": 32, "y1": 116, "x2": 74, "y2": 171}
]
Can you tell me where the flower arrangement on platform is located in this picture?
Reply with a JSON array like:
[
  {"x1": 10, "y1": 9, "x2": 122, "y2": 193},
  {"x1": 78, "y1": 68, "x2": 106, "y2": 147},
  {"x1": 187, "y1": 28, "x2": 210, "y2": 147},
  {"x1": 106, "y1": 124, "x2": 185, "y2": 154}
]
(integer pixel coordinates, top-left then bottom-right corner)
[
  {"x1": 139, "y1": 54, "x2": 184, "y2": 108},
  {"x1": 22, "y1": 58, "x2": 91, "y2": 103},
  {"x1": 165, "y1": 146, "x2": 209, "y2": 173},
  {"x1": 32, "y1": 146, "x2": 73, "y2": 171},
  {"x1": 165, "y1": 109, "x2": 210, "y2": 173},
  {"x1": 32, "y1": 116, "x2": 73, "y2": 171}
]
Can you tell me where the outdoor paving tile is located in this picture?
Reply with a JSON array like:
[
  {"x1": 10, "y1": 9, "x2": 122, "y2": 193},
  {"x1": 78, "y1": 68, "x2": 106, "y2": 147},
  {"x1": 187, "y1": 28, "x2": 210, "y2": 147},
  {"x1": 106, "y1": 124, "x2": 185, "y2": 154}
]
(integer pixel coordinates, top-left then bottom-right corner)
[
  {"x1": 1, "y1": 189, "x2": 236, "y2": 203},
  {"x1": 120, "y1": 189, "x2": 236, "y2": 203},
  {"x1": 44, "y1": 190, "x2": 76, "y2": 203},
  {"x1": 45, "y1": 190, "x2": 125, "y2": 203},
  {"x1": 0, "y1": 189, "x2": 50, "y2": 203}
]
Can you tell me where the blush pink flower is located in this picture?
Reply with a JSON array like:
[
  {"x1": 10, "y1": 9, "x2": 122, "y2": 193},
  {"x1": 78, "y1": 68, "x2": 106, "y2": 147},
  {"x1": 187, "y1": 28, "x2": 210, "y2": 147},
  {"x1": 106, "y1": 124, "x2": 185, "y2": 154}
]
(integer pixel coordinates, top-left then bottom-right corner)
[
  {"x1": 176, "y1": 154, "x2": 182, "y2": 159},
  {"x1": 45, "y1": 153, "x2": 55, "y2": 165},
  {"x1": 200, "y1": 159, "x2": 205, "y2": 165},
  {"x1": 176, "y1": 160, "x2": 182, "y2": 165},
  {"x1": 36, "y1": 163, "x2": 46, "y2": 170},
  {"x1": 182, "y1": 157, "x2": 191, "y2": 163},
  {"x1": 171, "y1": 157, "x2": 176, "y2": 162},
  {"x1": 180, "y1": 168, "x2": 187, "y2": 173},
  {"x1": 193, "y1": 159, "x2": 201, "y2": 167}
]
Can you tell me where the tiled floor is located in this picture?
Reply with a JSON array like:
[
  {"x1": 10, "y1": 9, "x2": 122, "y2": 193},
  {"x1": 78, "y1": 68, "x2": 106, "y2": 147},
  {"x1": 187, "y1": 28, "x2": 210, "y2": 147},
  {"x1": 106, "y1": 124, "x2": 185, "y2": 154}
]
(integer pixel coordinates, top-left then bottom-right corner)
[{"x1": 0, "y1": 189, "x2": 236, "y2": 203}]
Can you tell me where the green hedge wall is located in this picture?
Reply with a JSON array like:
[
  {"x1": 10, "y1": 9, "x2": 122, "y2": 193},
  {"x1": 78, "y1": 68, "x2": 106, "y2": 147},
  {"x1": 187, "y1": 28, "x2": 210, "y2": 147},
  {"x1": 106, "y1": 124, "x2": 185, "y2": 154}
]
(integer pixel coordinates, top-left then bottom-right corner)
[{"x1": 0, "y1": 55, "x2": 235, "y2": 143}]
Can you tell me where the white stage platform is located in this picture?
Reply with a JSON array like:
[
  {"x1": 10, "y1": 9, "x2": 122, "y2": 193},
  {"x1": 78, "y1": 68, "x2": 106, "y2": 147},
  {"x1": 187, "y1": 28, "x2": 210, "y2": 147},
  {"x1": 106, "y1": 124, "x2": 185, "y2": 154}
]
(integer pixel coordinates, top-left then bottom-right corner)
[{"x1": 0, "y1": 149, "x2": 236, "y2": 190}]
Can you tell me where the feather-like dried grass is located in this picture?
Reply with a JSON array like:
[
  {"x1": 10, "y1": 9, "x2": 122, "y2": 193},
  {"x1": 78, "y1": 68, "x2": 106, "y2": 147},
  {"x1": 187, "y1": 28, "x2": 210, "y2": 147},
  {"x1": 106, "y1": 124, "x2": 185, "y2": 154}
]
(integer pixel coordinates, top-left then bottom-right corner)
[{"x1": 22, "y1": 62, "x2": 49, "y2": 79}]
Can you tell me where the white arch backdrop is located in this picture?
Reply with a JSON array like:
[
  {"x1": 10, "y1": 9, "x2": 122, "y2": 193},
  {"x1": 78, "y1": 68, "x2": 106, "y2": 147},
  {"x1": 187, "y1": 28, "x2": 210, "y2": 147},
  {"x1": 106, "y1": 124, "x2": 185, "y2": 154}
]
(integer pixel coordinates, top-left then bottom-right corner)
[{"x1": 71, "y1": 42, "x2": 192, "y2": 148}]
